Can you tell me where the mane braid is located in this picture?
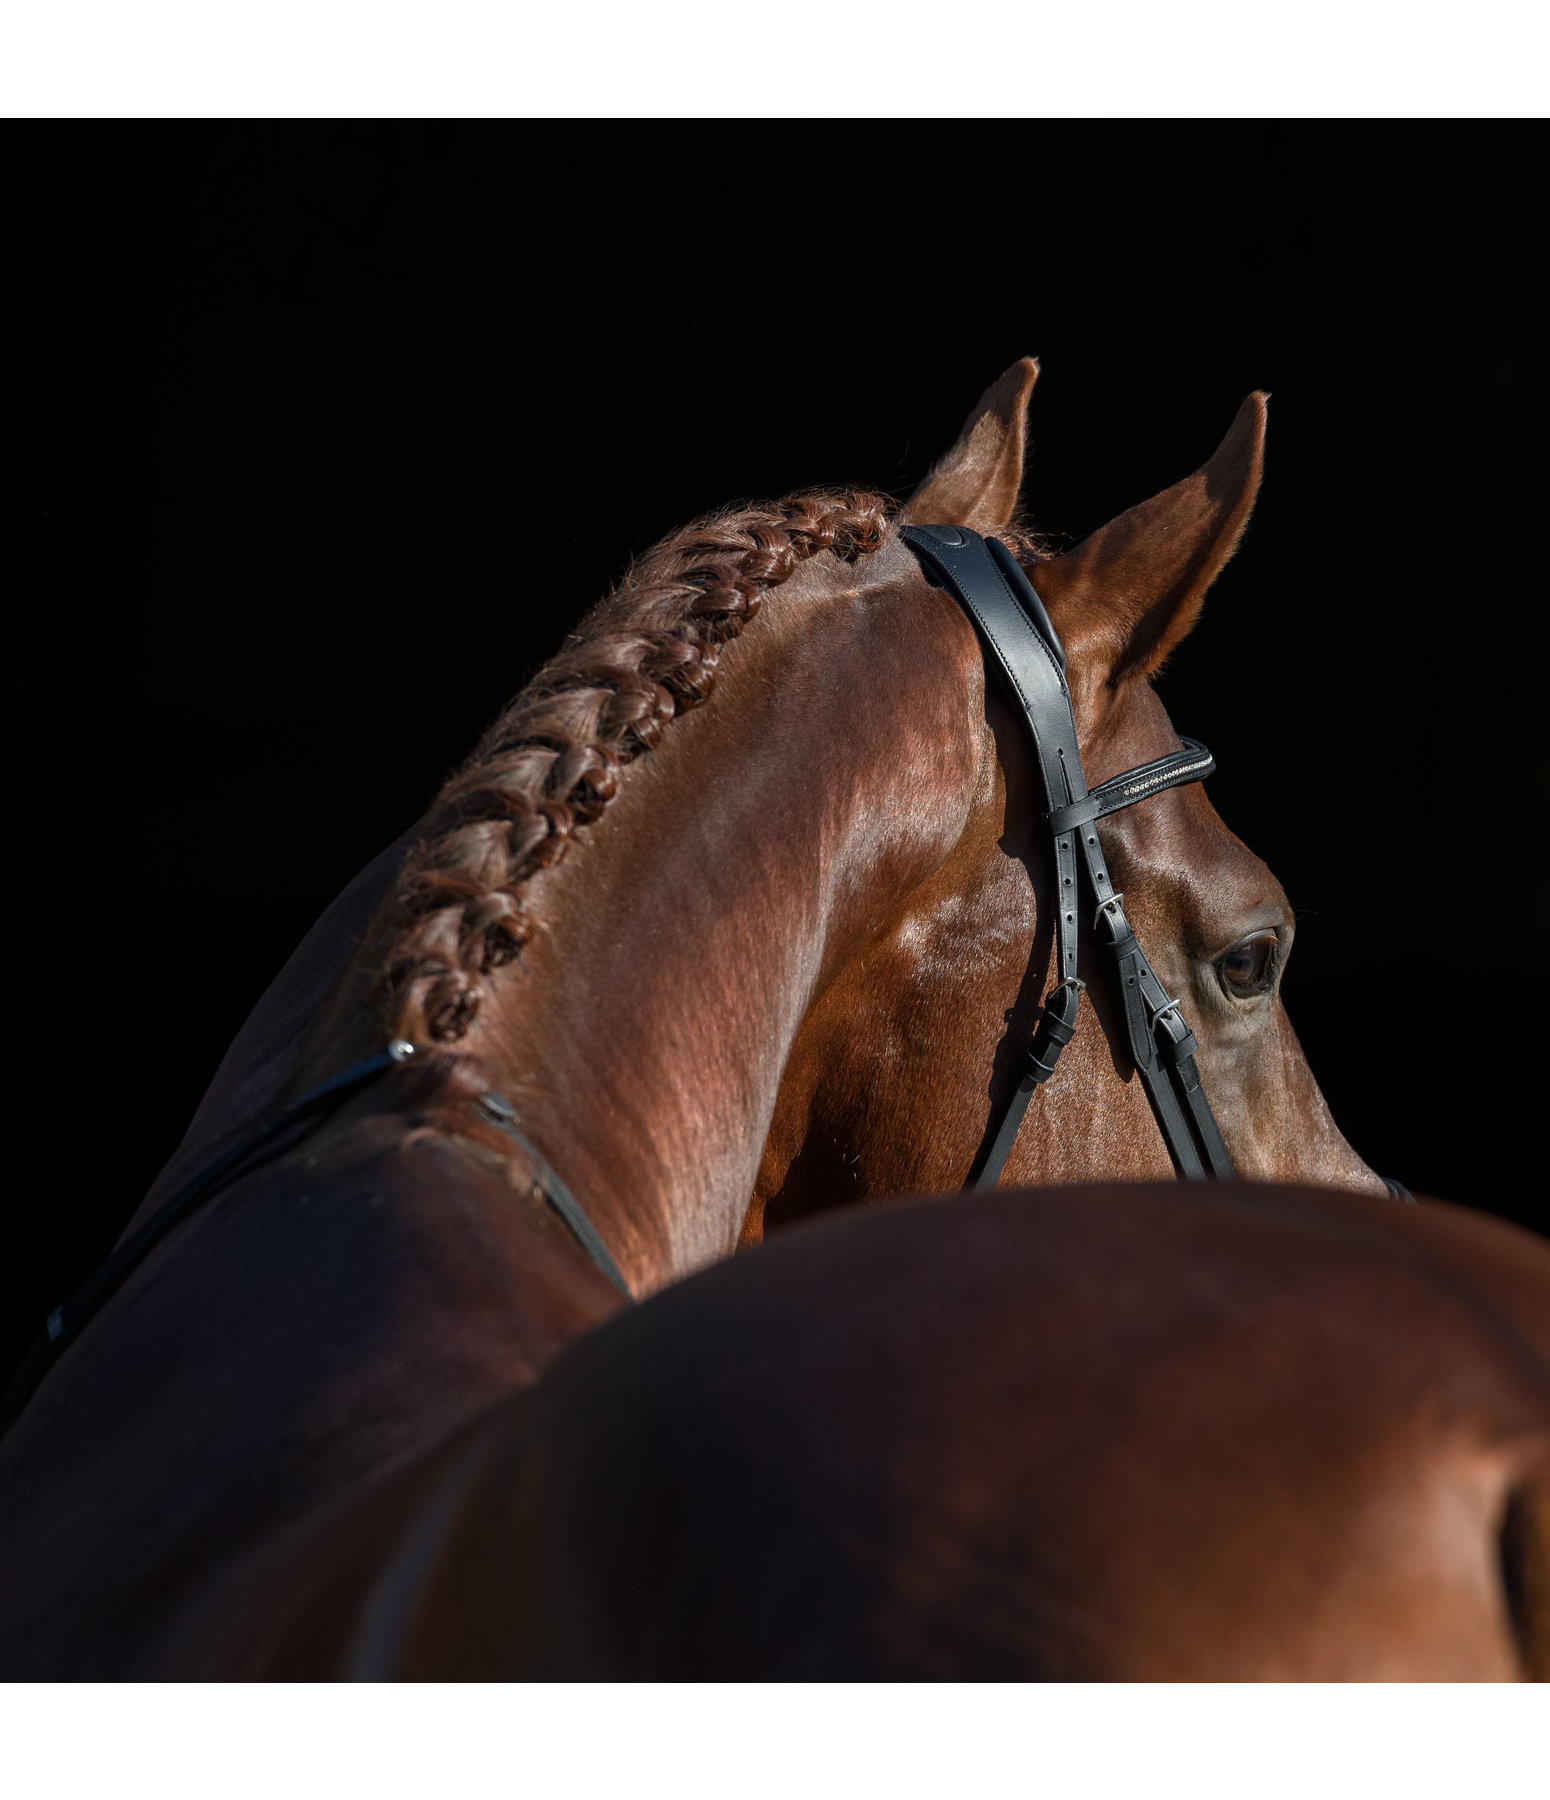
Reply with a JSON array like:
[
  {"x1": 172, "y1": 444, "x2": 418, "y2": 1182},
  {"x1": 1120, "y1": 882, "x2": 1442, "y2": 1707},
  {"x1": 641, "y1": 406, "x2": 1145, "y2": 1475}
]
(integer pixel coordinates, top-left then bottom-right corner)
[{"x1": 383, "y1": 489, "x2": 893, "y2": 1044}]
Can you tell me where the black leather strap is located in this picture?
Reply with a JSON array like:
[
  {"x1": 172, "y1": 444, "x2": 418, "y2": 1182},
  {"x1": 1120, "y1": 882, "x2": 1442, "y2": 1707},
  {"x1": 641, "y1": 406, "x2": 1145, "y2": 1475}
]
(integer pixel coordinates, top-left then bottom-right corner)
[
  {"x1": 0, "y1": 1043, "x2": 419, "y2": 1441},
  {"x1": 1087, "y1": 740, "x2": 1216, "y2": 820},
  {"x1": 901, "y1": 526, "x2": 1110, "y2": 996},
  {"x1": 0, "y1": 1045, "x2": 633, "y2": 1445},
  {"x1": 473, "y1": 1092, "x2": 633, "y2": 1299},
  {"x1": 1098, "y1": 903, "x2": 1233, "y2": 1179},
  {"x1": 900, "y1": 523, "x2": 1235, "y2": 1190}
]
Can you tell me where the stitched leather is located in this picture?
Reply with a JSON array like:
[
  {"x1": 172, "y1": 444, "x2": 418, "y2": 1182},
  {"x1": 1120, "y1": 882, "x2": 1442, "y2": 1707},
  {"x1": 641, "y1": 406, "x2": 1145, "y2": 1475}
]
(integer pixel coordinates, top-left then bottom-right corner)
[
  {"x1": 1087, "y1": 740, "x2": 1216, "y2": 820},
  {"x1": 900, "y1": 524, "x2": 1235, "y2": 1190}
]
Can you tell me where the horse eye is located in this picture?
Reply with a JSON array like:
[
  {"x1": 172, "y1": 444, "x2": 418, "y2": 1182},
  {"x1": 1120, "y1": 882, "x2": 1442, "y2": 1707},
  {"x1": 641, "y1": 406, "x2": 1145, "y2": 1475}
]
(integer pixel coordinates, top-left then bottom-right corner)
[{"x1": 1218, "y1": 932, "x2": 1278, "y2": 999}]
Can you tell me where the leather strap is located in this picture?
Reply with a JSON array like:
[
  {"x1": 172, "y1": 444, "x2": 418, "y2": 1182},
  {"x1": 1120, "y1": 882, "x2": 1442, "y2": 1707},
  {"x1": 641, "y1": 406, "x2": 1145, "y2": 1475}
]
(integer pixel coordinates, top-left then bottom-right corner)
[
  {"x1": 1086, "y1": 740, "x2": 1216, "y2": 820},
  {"x1": 0, "y1": 1043, "x2": 420, "y2": 1441},
  {"x1": 473, "y1": 1092, "x2": 633, "y2": 1299},
  {"x1": 0, "y1": 1044, "x2": 632, "y2": 1444},
  {"x1": 900, "y1": 523, "x2": 1235, "y2": 1189}
]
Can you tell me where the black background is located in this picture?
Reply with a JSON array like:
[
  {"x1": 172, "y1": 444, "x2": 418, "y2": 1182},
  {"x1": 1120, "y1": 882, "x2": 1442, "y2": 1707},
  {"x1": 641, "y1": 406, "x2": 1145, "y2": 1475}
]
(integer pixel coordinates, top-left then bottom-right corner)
[{"x1": 11, "y1": 123, "x2": 1547, "y2": 1378}]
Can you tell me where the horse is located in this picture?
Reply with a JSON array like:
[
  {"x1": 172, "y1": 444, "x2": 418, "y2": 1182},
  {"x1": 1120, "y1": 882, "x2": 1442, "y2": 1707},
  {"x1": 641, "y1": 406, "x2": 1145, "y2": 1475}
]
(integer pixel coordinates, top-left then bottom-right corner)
[
  {"x1": 0, "y1": 359, "x2": 1390, "y2": 1675},
  {"x1": 193, "y1": 1182, "x2": 1550, "y2": 1681}
]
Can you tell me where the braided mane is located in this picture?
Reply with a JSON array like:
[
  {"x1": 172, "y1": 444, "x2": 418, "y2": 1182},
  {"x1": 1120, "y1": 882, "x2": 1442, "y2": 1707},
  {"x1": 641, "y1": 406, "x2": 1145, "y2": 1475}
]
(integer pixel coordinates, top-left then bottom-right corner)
[{"x1": 384, "y1": 490, "x2": 894, "y2": 1044}]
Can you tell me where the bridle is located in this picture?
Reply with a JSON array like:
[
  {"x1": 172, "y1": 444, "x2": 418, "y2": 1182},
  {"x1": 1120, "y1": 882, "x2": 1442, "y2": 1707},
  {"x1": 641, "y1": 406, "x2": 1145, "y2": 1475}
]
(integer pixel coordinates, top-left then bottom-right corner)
[
  {"x1": 0, "y1": 519, "x2": 1410, "y2": 1442},
  {"x1": 902, "y1": 524, "x2": 1412, "y2": 1208},
  {"x1": 901, "y1": 524, "x2": 1235, "y2": 1188}
]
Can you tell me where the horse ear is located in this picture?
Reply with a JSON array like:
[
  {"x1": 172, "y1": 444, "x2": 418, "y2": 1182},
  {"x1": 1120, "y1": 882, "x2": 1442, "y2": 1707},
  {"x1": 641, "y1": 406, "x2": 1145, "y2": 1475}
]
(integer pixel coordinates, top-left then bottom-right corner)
[
  {"x1": 1035, "y1": 392, "x2": 1268, "y2": 685},
  {"x1": 900, "y1": 358, "x2": 1040, "y2": 530}
]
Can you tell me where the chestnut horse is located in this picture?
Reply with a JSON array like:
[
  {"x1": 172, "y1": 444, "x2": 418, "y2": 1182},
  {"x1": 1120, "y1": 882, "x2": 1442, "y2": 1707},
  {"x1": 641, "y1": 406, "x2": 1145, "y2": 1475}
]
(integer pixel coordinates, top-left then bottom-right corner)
[{"x1": 0, "y1": 361, "x2": 1387, "y2": 1675}]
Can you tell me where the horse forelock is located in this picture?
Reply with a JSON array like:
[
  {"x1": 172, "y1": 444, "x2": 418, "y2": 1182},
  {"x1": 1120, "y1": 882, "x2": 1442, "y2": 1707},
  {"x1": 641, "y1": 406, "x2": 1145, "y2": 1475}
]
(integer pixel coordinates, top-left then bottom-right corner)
[{"x1": 381, "y1": 489, "x2": 898, "y2": 1046}]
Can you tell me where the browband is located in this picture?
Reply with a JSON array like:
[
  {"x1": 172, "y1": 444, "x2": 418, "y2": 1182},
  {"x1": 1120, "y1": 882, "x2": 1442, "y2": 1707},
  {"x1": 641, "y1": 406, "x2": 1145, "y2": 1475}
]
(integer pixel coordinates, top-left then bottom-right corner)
[{"x1": 899, "y1": 523, "x2": 1235, "y2": 1189}]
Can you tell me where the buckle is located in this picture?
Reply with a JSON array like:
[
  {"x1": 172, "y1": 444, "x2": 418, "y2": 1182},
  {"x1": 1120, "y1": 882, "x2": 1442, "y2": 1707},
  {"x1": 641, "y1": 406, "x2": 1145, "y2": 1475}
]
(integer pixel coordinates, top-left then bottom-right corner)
[
  {"x1": 1093, "y1": 891, "x2": 1127, "y2": 930},
  {"x1": 1149, "y1": 994, "x2": 1182, "y2": 1028},
  {"x1": 1050, "y1": 975, "x2": 1087, "y2": 997}
]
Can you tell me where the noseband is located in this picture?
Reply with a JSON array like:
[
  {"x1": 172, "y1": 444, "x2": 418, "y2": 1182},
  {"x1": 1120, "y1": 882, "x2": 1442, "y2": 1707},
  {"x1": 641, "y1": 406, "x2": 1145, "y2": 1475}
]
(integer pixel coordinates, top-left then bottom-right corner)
[{"x1": 901, "y1": 524, "x2": 1236, "y2": 1187}]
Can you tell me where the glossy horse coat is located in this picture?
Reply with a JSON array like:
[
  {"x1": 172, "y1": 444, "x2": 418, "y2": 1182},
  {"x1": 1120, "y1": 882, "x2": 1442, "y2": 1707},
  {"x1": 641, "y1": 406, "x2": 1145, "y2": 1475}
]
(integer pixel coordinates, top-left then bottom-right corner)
[
  {"x1": 0, "y1": 364, "x2": 1392, "y2": 1675},
  {"x1": 217, "y1": 1184, "x2": 1550, "y2": 1681}
]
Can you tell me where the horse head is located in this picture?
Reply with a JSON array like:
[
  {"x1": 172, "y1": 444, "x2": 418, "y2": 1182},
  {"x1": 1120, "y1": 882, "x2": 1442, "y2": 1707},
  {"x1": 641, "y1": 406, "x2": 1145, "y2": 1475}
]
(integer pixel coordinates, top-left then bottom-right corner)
[{"x1": 751, "y1": 361, "x2": 1383, "y2": 1234}]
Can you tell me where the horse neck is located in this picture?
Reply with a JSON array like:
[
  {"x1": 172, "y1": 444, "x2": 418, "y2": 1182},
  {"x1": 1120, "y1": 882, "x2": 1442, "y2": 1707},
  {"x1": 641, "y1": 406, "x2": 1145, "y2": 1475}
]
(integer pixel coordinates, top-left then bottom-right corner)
[
  {"x1": 757, "y1": 660, "x2": 1385, "y2": 1213},
  {"x1": 753, "y1": 675, "x2": 1154, "y2": 1216},
  {"x1": 387, "y1": 546, "x2": 985, "y2": 1295}
]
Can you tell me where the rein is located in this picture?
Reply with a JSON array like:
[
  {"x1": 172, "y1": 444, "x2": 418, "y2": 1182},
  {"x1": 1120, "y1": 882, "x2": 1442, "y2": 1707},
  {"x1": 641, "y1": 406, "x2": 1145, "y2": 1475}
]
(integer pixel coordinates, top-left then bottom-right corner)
[{"x1": 0, "y1": 1043, "x2": 631, "y2": 1443}]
